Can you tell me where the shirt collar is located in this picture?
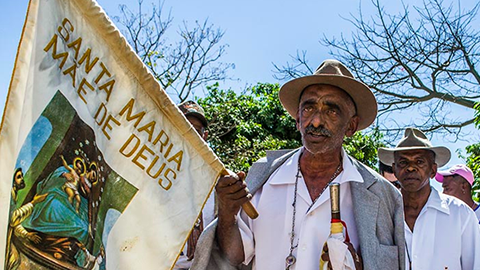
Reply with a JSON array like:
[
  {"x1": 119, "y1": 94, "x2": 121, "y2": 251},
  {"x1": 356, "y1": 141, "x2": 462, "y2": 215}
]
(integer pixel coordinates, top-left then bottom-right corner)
[
  {"x1": 424, "y1": 186, "x2": 450, "y2": 215},
  {"x1": 269, "y1": 147, "x2": 364, "y2": 186}
]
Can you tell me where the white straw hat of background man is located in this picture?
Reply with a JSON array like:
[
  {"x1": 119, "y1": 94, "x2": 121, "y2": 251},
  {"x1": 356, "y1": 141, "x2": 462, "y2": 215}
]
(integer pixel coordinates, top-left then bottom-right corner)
[
  {"x1": 278, "y1": 59, "x2": 377, "y2": 131},
  {"x1": 378, "y1": 127, "x2": 451, "y2": 167}
]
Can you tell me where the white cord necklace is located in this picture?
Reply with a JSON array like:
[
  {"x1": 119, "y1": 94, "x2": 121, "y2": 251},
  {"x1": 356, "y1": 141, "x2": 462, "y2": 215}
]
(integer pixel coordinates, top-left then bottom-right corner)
[{"x1": 285, "y1": 153, "x2": 342, "y2": 270}]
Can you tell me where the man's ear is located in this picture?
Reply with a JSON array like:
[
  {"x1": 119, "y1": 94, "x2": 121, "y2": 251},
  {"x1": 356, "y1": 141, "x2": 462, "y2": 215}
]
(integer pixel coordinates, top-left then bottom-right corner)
[
  {"x1": 345, "y1": 115, "x2": 359, "y2": 137},
  {"x1": 296, "y1": 112, "x2": 300, "y2": 131},
  {"x1": 431, "y1": 163, "x2": 438, "y2": 178},
  {"x1": 461, "y1": 181, "x2": 469, "y2": 192},
  {"x1": 202, "y1": 130, "x2": 208, "y2": 141}
]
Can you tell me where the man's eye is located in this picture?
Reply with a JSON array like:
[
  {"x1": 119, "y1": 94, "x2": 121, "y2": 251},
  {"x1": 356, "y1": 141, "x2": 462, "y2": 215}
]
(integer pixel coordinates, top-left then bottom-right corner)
[
  {"x1": 304, "y1": 106, "x2": 313, "y2": 111},
  {"x1": 302, "y1": 107, "x2": 314, "y2": 114}
]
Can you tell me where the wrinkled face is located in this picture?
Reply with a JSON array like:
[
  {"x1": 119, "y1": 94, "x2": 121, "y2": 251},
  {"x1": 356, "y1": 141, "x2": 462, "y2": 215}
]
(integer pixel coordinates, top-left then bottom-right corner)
[
  {"x1": 442, "y1": 174, "x2": 468, "y2": 198},
  {"x1": 393, "y1": 149, "x2": 437, "y2": 193},
  {"x1": 186, "y1": 115, "x2": 208, "y2": 141},
  {"x1": 14, "y1": 170, "x2": 25, "y2": 190},
  {"x1": 296, "y1": 84, "x2": 358, "y2": 155}
]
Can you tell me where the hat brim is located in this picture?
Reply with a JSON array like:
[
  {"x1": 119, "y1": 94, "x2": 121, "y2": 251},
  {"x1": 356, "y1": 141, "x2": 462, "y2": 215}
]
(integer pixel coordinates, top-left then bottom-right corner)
[
  {"x1": 378, "y1": 146, "x2": 451, "y2": 168},
  {"x1": 435, "y1": 169, "x2": 474, "y2": 186},
  {"x1": 434, "y1": 171, "x2": 451, "y2": 183},
  {"x1": 279, "y1": 74, "x2": 377, "y2": 131}
]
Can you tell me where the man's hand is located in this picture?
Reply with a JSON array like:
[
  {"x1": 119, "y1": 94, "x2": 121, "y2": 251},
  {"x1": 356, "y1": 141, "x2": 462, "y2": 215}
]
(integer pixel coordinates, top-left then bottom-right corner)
[
  {"x1": 216, "y1": 171, "x2": 250, "y2": 221},
  {"x1": 321, "y1": 241, "x2": 363, "y2": 270},
  {"x1": 31, "y1": 193, "x2": 48, "y2": 205}
]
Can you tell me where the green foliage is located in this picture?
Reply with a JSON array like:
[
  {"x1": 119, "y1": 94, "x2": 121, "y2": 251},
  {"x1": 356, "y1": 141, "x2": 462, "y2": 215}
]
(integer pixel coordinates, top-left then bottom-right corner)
[
  {"x1": 465, "y1": 144, "x2": 480, "y2": 202},
  {"x1": 343, "y1": 128, "x2": 385, "y2": 169},
  {"x1": 198, "y1": 83, "x2": 301, "y2": 172},
  {"x1": 466, "y1": 102, "x2": 480, "y2": 202},
  {"x1": 198, "y1": 83, "x2": 385, "y2": 173}
]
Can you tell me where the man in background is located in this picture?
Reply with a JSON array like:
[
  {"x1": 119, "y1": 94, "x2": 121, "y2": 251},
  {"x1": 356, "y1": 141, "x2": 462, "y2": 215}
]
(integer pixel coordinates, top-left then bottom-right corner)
[
  {"x1": 379, "y1": 127, "x2": 480, "y2": 269},
  {"x1": 435, "y1": 164, "x2": 480, "y2": 222},
  {"x1": 174, "y1": 100, "x2": 215, "y2": 270},
  {"x1": 379, "y1": 161, "x2": 401, "y2": 189}
]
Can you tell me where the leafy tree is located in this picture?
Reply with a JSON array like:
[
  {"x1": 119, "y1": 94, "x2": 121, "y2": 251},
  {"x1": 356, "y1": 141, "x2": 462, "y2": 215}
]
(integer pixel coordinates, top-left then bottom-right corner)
[
  {"x1": 344, "y1": 128, "x2": 386, "y2": 169},
  {"x1": 274, "y1": 0, "x2": 480, "y2": 140},
  {"x1": 464, "y1": 102, "x2": 480, "y2": 202},
  {"x1": 198, "y1": 83, "x2": 386, "y2": 172},
  {"x1": 114, "y1": 0, "x2": 233, "y2": 102},
  {"x1": 464, "y1": 143, "x2": 480, "y2": 202},
  {"x1": 198, "y1": 83, "x2": 300, "y2": 172}
]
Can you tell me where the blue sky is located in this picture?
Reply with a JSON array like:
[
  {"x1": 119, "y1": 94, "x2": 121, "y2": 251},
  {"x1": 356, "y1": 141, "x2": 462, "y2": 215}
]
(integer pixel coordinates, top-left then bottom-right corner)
[
  {"x1": 1, "y1": 0, "x2": 478, "y2": 189},
  {"x1": 0, "y1": 0, "x2": 375, "y2": 110}
]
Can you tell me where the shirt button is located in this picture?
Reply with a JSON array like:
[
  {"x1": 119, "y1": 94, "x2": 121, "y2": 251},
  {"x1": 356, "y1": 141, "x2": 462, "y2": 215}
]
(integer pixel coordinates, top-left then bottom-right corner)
[{"x1": 302, "y1": 245, "x2": 307, "y2": 251}]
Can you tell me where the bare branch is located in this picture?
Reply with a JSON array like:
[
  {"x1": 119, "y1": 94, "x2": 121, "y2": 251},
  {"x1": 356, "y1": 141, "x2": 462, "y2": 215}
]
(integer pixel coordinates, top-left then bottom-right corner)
[
  {"x1": 274, "y1": 0, "x2": 480, "y2": 141},
  {"x1": 113, "y1": 0, "x2": 234, "y2": 101}
]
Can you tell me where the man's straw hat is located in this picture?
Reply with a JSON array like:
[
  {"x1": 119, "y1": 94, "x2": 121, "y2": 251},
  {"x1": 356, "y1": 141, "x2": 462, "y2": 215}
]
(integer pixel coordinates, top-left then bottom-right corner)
[
  {"x1": 278, "y1": 59, "x2": 377, "y2": 130},
  {"x1": 378, "y1": 127, "x2": 451, "y2": 167}
]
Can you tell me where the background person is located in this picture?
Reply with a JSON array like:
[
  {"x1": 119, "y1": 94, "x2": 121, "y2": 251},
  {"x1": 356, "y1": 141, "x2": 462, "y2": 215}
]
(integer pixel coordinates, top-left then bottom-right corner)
[
  {"x1": 435, "y1": 164, "x2": 480, "y2": 222},
  {"x1": 379, "y1": 161, "x2": 401, "y2": 189},
  {"x1": 174, "y1": 100, "x2": 215, "y2": 270},
  {"x1": 379, "y1": 127, "x2": 480, "y2": 270}
]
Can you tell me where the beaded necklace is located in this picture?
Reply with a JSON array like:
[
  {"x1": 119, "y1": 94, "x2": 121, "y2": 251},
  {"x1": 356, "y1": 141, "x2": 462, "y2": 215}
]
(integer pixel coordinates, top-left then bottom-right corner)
[{"x1": 285, "y1": 152, "x2": 342, "y2": 270}]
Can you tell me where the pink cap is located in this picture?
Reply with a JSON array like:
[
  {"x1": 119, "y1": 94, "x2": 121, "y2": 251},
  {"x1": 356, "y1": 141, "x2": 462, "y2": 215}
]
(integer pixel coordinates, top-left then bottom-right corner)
[{"x1": 435, "y1": 164, "x2": 475, "y2": 186}]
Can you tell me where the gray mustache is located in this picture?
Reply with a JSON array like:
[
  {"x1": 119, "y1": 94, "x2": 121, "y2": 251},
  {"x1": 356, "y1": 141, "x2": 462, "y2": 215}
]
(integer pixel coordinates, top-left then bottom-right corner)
[{"x1": 305, "y1": 125, "x2": 332, "y2": 137}]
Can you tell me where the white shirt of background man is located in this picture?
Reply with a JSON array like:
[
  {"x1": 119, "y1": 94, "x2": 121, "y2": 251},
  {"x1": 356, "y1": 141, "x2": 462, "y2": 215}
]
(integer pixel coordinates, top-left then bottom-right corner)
[{"x1": 404, "y1": 188, "x2": 480, "y2": 270}]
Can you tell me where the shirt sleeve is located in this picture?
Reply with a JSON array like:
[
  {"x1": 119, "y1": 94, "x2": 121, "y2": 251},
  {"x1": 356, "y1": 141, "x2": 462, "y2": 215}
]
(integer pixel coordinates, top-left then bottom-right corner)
[
  {"x1": 10, "y1": 203, "x2": 33, "y2": 227},
  {"x1": 460, "y1": 207, "x2": 480, "y2": 270},
  {"x1": 11, "y1": 203, "x2": 34, "y2": 238}
]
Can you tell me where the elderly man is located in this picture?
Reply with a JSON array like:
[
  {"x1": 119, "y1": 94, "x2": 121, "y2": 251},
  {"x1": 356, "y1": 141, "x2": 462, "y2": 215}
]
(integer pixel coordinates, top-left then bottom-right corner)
[
  {"x1": 379, "y1": 128, "x2": 480, "y2": 270},
  {"x1": 191, "y1": 59, "x2": 405, "y2": 270},
  {"x1": 435, "y1": 164, "x2": 480, "y2": 222},
  {"x1": 174, "y1": 100, "x2": 215, "y2": 270}
]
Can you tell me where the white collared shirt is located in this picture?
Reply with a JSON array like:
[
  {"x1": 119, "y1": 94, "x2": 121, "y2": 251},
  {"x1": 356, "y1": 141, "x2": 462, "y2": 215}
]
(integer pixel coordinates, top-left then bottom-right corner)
[
  {"x1": 404, "y1": 187, "x2": 480, "y2": 270},
  {"x1": 474, "y1": 204, "x2": 480, "y2": 224},
  {"x1": 238, "y1": 148, "x2": 363, "y2": 270}
]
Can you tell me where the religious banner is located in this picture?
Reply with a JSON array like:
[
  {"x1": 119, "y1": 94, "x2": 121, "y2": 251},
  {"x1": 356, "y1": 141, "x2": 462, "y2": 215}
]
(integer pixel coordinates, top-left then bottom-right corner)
[{"x1": 0, "y1": 0, "x2": 225, "y2": 269}]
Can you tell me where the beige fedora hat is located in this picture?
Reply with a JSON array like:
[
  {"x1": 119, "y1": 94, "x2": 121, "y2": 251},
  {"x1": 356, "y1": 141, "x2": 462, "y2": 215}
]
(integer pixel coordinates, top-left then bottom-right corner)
[
  {"x1": 278, "y1": 59, "x2": 377, "y2": 130},
  {"x1": 378, "y1": 127, "x2": 451, "y2": 167}
]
